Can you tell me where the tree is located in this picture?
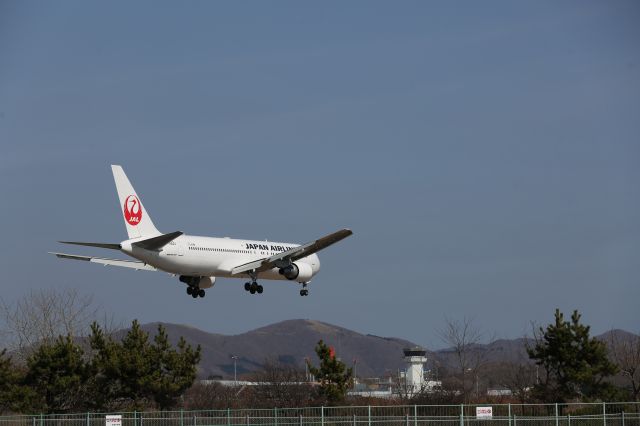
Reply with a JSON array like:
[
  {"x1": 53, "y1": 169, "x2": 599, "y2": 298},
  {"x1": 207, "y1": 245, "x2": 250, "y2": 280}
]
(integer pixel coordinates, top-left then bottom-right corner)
[
  {"x1": 250, "y1": 359, "x2": 315, "y2": 408},
  {"x1": 89, "y1": 320, "x2": 201, "y2": 410},
  {"x1": 23, "y1": 335, "x2": 89, "y2": 413},
  {"x1": 438, "y1": 316, "x2": 487, "y2": 402},
  {"x1": 0, "y1": 349, "x2": 34, "y2": 414},
  {"x1": 0, "y1": 289, "x2": 100, "y2": 361},
  {"x1": 148, "y1": 326, "x2": 202, "y2": 409},
  {"x1": 502, "y1": 361, "x2": 537, "y2": 404},
  {"x1": 607, "y1": 329, "x2": 640, "y2": 401},
  {"x1": 306, "y1": 340, "x2": 352, "y2": 405},
  {"x1": 181, "y1": 382, "x2": 240, "y2": 410},
  {"x1": 527, "y1": 309, "x2": 618, "y2": 403}
]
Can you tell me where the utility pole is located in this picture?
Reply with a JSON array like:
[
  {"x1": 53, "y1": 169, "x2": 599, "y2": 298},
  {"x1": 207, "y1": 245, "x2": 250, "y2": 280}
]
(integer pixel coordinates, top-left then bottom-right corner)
[
  {"x1": 353, "y1": 358, "x2": 358, "y2": 389},
  {"x1": 231, "y1": 355, "x2": 239, "y2": 385}
]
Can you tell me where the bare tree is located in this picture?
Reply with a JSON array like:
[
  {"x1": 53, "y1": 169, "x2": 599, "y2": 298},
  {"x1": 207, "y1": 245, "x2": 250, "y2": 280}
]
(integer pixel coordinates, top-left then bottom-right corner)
[
  {"x1": 607, "y1": 330, "x2": 640, "y2": 401},
  {"x1": 502, "y1": 362, "x2": 536, "y2": 403},
  {"x1": 249, "y1": 359, "x2": 315, "y2": 408},
  {"x1": 438, "y1": 316, "x2": 488, "y2": 402},
  {"x1": 181, "y1": 382, "x2": 242, "y2": 410},
  {"x1": 0, "y1": 288, "x2": 112, "y2": 360}
]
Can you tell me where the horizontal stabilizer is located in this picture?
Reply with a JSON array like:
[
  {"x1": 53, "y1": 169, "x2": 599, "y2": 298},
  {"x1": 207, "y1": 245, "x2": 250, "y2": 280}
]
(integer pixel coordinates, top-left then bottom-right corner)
[
  {"x1": 49, "y1": 252, "x2": 157, "y2": 271},
  {"x1": 59, "y1": 241, "x2": 122, "y2": 250},
  {"x1": 132, "y1": 231, "x2": 183, "y2": 250}
]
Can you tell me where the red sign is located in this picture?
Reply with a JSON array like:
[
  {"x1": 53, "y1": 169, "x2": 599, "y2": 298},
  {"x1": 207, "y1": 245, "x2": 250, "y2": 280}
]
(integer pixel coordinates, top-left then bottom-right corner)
[{"x1": 124, "y1": 195, "x2": 142, "y2": 226}]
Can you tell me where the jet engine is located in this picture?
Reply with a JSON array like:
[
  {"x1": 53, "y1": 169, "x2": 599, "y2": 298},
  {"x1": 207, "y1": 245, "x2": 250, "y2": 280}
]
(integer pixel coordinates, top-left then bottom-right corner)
[
  {"x1": 279, "y1": 263, "x2": 313, "y2": 282},
  {"x1": 199, "y1": 276, "x2": 216, "y2": 289}
]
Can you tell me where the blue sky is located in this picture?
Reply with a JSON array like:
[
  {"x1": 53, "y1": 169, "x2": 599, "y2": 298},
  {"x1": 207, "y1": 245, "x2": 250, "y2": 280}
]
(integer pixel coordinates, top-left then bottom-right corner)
[{"x1": 1, "y1": 1, "x2": 638, "y2": 349}]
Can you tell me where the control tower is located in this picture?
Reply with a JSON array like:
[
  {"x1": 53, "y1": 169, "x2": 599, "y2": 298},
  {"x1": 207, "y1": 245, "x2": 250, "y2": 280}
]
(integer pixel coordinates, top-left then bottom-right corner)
[{"x1": 403, "y1": 347, "x2": 428, "y2": 393}]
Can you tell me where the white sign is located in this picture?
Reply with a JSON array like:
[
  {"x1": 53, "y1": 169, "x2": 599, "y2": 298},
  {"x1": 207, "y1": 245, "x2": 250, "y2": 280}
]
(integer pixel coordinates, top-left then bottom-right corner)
[
  {"x1": 106, "y1": 415, "x2": 122, "y2": 426},
  {"x1": 476, "y1": 407, "x2": 493, "y2": 419}
]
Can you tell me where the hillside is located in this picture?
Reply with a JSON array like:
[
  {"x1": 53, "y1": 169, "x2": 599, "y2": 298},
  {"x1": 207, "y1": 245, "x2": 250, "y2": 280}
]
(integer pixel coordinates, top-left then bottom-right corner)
[
  {"x1": 136, "y1": 320, "x2": 638, "y2": 380},
  {"x1": 140, "y1": 319, "x2": 422, "y2": 379}
]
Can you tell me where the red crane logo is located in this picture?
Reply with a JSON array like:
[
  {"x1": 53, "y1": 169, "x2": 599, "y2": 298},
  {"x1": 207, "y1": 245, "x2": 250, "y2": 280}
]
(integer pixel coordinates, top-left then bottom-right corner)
[{"x1": 124, "y1": 195, "x2": 142, "y2": 226}]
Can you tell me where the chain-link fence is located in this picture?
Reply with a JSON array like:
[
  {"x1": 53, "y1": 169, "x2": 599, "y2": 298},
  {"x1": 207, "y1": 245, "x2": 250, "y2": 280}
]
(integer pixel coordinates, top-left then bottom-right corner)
[{"x1": 1, "y1": 403, "x2": 639, "y2": 426}]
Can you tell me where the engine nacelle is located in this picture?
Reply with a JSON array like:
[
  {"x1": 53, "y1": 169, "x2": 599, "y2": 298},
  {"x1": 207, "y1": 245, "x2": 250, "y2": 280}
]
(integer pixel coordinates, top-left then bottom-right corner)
[
  {"x1": 199, "y1": 276, "x2": 216, "y2": 289},
  {"x1": 280, "y1": 262, "x2": 313, "y2": 282}
]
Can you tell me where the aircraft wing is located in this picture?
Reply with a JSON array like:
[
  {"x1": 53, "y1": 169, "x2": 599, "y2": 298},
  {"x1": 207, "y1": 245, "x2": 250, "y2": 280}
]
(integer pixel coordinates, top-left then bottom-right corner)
[
  {"x1": 49, "y1": 252, "x2": 157, "y2": 271},
  {"x1": 231, "y1": 228, "x2": 352, "y2": 275}
]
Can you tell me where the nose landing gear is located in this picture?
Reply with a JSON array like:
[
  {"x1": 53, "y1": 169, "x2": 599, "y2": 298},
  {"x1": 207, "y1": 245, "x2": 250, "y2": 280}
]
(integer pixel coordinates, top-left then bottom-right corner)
[{"x1": 299, "y1": 282, "x2": 309, "y2": 297}]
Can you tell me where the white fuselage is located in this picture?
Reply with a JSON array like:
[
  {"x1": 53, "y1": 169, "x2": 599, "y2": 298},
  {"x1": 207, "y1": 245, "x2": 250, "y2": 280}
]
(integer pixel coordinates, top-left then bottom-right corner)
[{"x1": 120, "y1": 234, "x2": 321, "y2": 282}]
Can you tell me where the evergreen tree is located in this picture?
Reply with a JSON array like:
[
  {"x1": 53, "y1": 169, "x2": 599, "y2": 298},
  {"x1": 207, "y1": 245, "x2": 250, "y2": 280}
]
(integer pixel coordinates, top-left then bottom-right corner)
[
  {"x1": 148, "y1": 326, "x2": 201, "y2": 409},
  {"x1": 89, "y1": 320, "x2": 201, "y2": 410},
  {"x1": 0, "y1": 349, "x2": 31, "y2": 414},
  {"x1": 307, "y1": 340, "x2": 352, "y2": 405},
  {"x1": 23, "y1": 335, "x2": 88, "y2": 413},
  {"x1": 527, "y1": 309, "x2": 618, "y2": 402}
]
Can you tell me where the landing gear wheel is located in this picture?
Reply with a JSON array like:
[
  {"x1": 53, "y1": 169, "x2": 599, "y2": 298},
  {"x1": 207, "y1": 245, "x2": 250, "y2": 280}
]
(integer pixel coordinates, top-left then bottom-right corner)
[
  {"x1": 299, "y1": 282, "x2": 309, "y2": 296},
  {"x1": 186, "y1": 287, "x2": 193, "y2": 295},
  {"x1": 191, "y1": 291, "x2": 198, "y2": 298},
  {"x1": 250, "y1": 287, "x2": 256, "y2": 294},
  {"x1": 198, "y1": 289, "x2": 205, "y2": 298},
  {"x1": 244, "y1": 282, "x2": 251, "y2": 291},
  {"x1": 257, "y1": 285, "x2": 264, "y2": 294}
]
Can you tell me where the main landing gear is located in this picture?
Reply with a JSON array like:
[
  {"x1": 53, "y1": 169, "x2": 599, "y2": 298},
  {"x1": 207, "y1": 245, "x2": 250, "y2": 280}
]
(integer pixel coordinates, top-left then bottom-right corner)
[
  {"x1": 186, "y1": 286, "x2": 205, "y2": 298},
  {"x1": 244, "y1": 281, "x2": 263, "y2": 295},
  {"x1": 244, "y1": 270, "x2": 263, "y2": 295},
  {"x1": 299, "y1": 282, "x2": 309, "y2": 297},
  {"x1": 180, "y1": 276, "x2": 205, "y2": 299}
]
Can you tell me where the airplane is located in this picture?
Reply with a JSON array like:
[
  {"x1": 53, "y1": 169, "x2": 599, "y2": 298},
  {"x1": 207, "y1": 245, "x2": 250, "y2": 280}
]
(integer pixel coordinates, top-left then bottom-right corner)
[{"x1": 50, "y1": 165, "x2": 352, "y2": 299}]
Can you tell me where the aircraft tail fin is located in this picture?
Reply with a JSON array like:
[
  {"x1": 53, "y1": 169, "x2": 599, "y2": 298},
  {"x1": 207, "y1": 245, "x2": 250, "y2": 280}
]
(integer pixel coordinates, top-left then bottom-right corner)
[{"x1": 111, "y1": 165, "x2": 160, "y2": 239}]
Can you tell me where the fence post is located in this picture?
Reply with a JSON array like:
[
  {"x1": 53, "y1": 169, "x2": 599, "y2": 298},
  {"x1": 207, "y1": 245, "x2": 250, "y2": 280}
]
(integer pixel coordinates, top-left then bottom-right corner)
[
  {"x1": 245, "y1": 414, "x2": 249, "y2": 426},
  {"x1": 621, "y1": 411, "x2": 625, "y2": 426},
  {"x1": 406, "y1": 413, "x2": 409, "y2": 426},
  {"x1": 275, "y1": 407, "x2": 278, "y2": 426},
  {"x1": 227, "y1": 408, "x2": 230, "y2": 426},
  {"x1": 603, "y1": 402, "x2": 606, "y2": 426},
  {"x1": 568, "y1": 414, "x2": 571, "y2": 426},
  {"x1": 299, "y1": 414, "x2": 302, "y2": 426},
  {"x1": 508, "y1": 404, "x2": 511, "y2": 426},
  {"x1": 322, "y1": 406, "x2": 325, "y2": 426},
  {"x1": 368, "y1": 406, "x2": 371, "y2": 426},
  {"x1": 414, "y1": 405, "x2": 418, "y2": 426},
  {"x1": 86, "y1": 412, "x2": 90, "y2": 426},
  {"x1": 353, "y1": 414, "x2": 356, "y2": 426},
  {"x1": 32, "y1": 417, "x2": 36, "y2": 426},
  {"x1": 460, "y1": 405, "x2": 464, "y2": 426},
  {"x1": 555, "y1": 404, "x2": 559, "y2": 426},
  {"x1": 192, "y1": 415, "x2": 196, "y2": 426}
]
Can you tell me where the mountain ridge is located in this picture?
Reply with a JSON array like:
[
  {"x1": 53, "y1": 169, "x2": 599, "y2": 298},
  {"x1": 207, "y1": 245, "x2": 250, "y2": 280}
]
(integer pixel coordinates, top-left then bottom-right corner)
[{"x1": 134, "y1": 320, "x2": 637, "y2": 379}]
